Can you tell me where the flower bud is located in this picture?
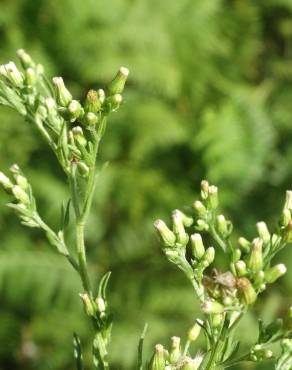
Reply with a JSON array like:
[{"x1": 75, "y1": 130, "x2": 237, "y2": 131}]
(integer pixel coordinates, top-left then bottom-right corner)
[
  {"x1": 256, "y1": 222, "x2": 270, "y2": 244},
  {"x1": 12, "y1": 185, "x2": 29, "y2": 204},
  {"x1": 181, "y1": 357, "x2": 201, "y2": 370},
  {"x1": 248, "y1": 238, "x2": 263, "y2": 272},
  {"x1": 193, "y1": 200, "x2": 207, "y2": 217},
  {"x1": 201, "y1": 299, "x2": 224, "y2": 314},
  {"x1": 108, "y1": 66, "x2": 129, "y2": 95},
  {"x1": 265, "y1": 264, "x2": 286, "y2": 284},
  {"x1": 216, "y1": 215, "x2": 228, "y2": 236},
  {"x1": 237, "y1": 277, "x2": 257, "y2": 304},
  {"x1": 97, "y1": 89, "x2": 105, "y2": 103},
  {"x1": 15, "y1": 175, "x2": 28, "y2": 190},
  {"x1": 84, "y1": 112, "x2": 98, "y2": 126},
  {"x1": 281, "y1": 208, "x2": 291, "y2": 227},
  {"x1": 0, "y1": 172, "x2": 13, "y2": 190},
  {"x1": 232, "y1": 248, "x2": 241, "y2": 262},
  {"x1": 52, "y1": 77, "x2": 72, "y2": 107},
  {"x1": 235, "y1": 260, "x2": 247, "y2": 276},
  {"x1": 45, "y1": 98, "x2": 57, "y2": 115},
  {"x1": 96, "y1": 297, "x2": 106, "y2": 312},
  {"x1": 0, "y1": 62, "x2": 24, "y2": 86},
  {"x1": 196, "y1": 219, "x2": 209, "y2": 231},
  {"x1": 72, "y1": 126, "x2": 87, "y2": 146},
  {"x1": 212, "y1": 313, "x2": 224, "y2": 328},
  {"x1": 202, "y1": 247, "x2": 215, "y2": 267},
  {"x1": 173, "y1": 209, "x2": 193, "y2": 227},
  {"x1": 284, "y1": 190, "x2": 292, "y2": 210},
  {"x1": 207, "y1": 185, "x2": 218, "y2": 209},
  {"x1": 106, "y1": 94, "x2": 122, "y2": 111},
  {"x1": 188, "y1": 323, "x2": 201, "y2": 342},
  {"x1": 154, "y1": 220, "x2": 176, "y2": 247},
  {"x1": 169, "y1": 336, "x2": 181, "y2": 364},
  {"x1": 25, "y1": 67, "x2": 37, "y2": 86},
  {"x1": 85, "y1": 89, "x2": 102, "y2": 113},
  {"x1": 191, "y1": 233, "x2": 205, "y2": 260},
  {"x1": 150, "y1": 344, "x2": 166, "y2": 370},
  {"x1": 172, "y1": 210, "x2": 189, "y2": 245},
  {"x1": 77, "y1": 162, "x2": 89, "y2": 177},
  {"x1": 68, "y1": 100, "x2": 82, "y2": 121},
  {"x1": 17, "y1": 49, "x2": 35, "y2": 69},
  {"x1": 200, "y1": 180, "x2": 209, "y2": 199},
  {"x1": 238, "y1": 237, "x2": 251, "y2": 253},
  {"x1": 79, "y1": 293, "x2": 96, "y2": 317}
]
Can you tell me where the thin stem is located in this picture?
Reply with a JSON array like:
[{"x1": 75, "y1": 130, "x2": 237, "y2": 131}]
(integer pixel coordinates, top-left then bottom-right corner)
[{"x1": 76, "y1": 221, "x2": 92, "y2": 293}]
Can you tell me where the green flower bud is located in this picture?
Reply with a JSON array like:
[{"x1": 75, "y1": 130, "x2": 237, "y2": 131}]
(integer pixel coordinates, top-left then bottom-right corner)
[
  {"x1": 0, "y1": 172, "x2": 13, "y2": 190},
  {"x1": 45, "y1": 98, "x2": 57, "y2": 115},
  {"x1": 200, "y1": 180, "x2": 209, "y2": 199},
  {"x1": 97, "y1": 89, "x2": 105, "y2": 103},
  {"x1": 84, "y1": 112, "x2": 98, "y2": 126},
  {"x1": 12, "y1": 185, "x2": 30, "y2": 204},
  {"x1": 281, "y1": 208, "x2": 291, "y2": 227},
  {"x1": 232, "y1": 248, "x2": 241, "y2": 262},
  {"x1": 196, "y1": 219, "x2": 209, "y2": 231},
  {"x1": 256, "y1": 222, "x2": 270, "y2": 244},
  {"x1": 154, "y1": 220, "x2": 176, "y2": 247},
  {"x1": 237, "y1": 277, "x2": 257, "y2": 305},
  {"x1": 79, "y1": 293, "x2": 96, "y2": 317},
  {"x1": 9, "y1": 164, "x2": 20, "y2": 174},
  {"x1": 265, "y1": 264, "x2": 286, "y2": 284},
  {"x1": 52, "y1": 77, "x2": 72, "y2": 107},
  {"x1": 248, "y1": 238, "x2": 263, "y2": 272},
  {"x1": 106, "y1": 93, "x2": 123, "y2": 111},
  {"x1": 169, "y1": 336, "x2": 181, "y2": 364},
  {"x1": 72, "y1": 126, "x2": 87, "y2": 146},
  {"x1": 25, "y1": 67, "x2": 37, "y2": 86},
  {"x1": 188, "y1": 323, "x2": 201, "y2": 342},
  {"x1": 77, "y1": 162, "x2": 89, "y2": 177},
  {"x1": 191, "y1": 233, "x2": 205, "y2": 259},
  {"x1": 193, "y1": 200, "x2": 207, "y2": 217},
  {"x1": 174, "y1": 209, "x2": 193, "y2": 227},
  {"x1": 15, "y1": 175, "x2": 28, "y2": 190},
  {"x1": 284, "y1": 190, "x2": 292, "y2": 210},
  {"x1": 216, "y1": 215, "x2": 228, "y2": 236},
  {"x1": 207, "y1": 185, "x2": 218, "y2": 209},
  {"x1": 96, "y1": 297, "x2": 106, "y2": 313},
  {"x1": 212, "y1": 313, "x2": 224, "y2": 328},
  {"x1": 85, "y1": 89, "x2": 102, "y2": 113},
  {"x1": 108, "y1": 66, "x2": 129, "y2": 95},
  {"x1": 238, "y1": 237, "x2": 251, "y2": 253},
  {"x1": 17, "y1": 49, "x2": 35, "y2": 69},
  {"x1": 202, "y1": 247, "x2": 215, "y2": 267},
  {"x1": 0, "y1": 62, "x2": 24, "y2": 86},
  {"x1": 235, "y1": 260, "x2": 247, "y2": 276},
  {"x1": 201, "y1": 299, "x2": 224, "y2": 314},
  {"x1": 181, "y1": 357, "x2": 202, "y2": 370},
  {"x1": 150, "y1": 344, "x2": 166, "y2": 370},
  {"x1": 68, "y1": 100, "x2": 82, "y2": 121},
  {"x1": 172, "y1": 210, "x2": 189, "y2": 245}
]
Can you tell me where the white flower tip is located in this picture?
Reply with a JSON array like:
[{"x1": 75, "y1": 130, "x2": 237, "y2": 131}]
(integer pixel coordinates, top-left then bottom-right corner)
[{"x1": 120, "y1": 66, "x2": 129, "y2": 77}]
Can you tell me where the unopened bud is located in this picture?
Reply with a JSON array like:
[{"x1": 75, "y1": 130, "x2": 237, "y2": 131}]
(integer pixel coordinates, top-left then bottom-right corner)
[
  {"x1": 84, "y1": 112, "x2": 98, "y2": 126},
  {"x1": 25, "y1": 67, "x2": 36, "y2": 85},
  {"x1": 96, "y1": 297, "x2": 106, "y2": 312},
  {"x1": 207, "y1": 185, "x2": 218, "y2": 209},
  {"x1": 284, "y1": 190, "x2": 292, "y2": 210},
  {"x1": 85, "y1": 90, "x2": 101, "y2": 113},
  {"x1": 232, "y1": 248, "x2": 241, "y2": 262},
  {"x1": 108, "y1": 66, "x2": 129, "y2": 95},
  {"x1": 172, "y1": 210, "x2": 189, "y2": 245},
  {"x1": 15, "y1": 175, "x2": 28, "y2": 190},
  {"x1": 256, "y1": 222, "x2": 270, "y2": 244},
  {"x1": 202, "y1": 247, "x2": 215, "y2": 267},
  {"x1": 188, "y1": 323, "x2": 201, "y2": 342},
  {"x1": 238, "y1": 237, "x2": 251, "y2": 253},
  {"x1": 193, "y1": 200, "x2": 207, "y2": 217},
  {"x1": 0, "y1": 172, "x2": 13, "y2": 190},
  {"x1": 77, "y1": 162, "x2": 89, "y2": 177},
  {"x1": 0, "y1": 62, "x2": 24, "y2": 86},
  {"x1": 150, "y1": 344, "x2": 166, "y2": 370},
  {"x1": 265, "y1": 264, "x2": 286, "y2": 284},
  {"x1": 237, "y1": 277, "x2": 257, "y2": 304},
  {"x1": 216, "y1": 215, "x2": 228, "y2": 236},
  {"x1": 191, "y1": 233, "x2": 205, "y2": 259},
  {"x1": 235, "y1": 260, "x2": 247, "y2": 276},
  {"x1": 68, "y1": 100, "x2": 82, "y2": 121},
  {"x1": 97, "y1": 89, "x2": 105, "y2": 103},
  {"x1": 106, "y1": 93, "x2": 122, "y2": 111},
  {"x1": 45, "y1": 98, "x2": 57, "y2": 115},
  {"x1": 212, "y1": 313, "x2": 224, "y2": 327},
  {"x1": 52, "y1": 77, "x2": 72, "y2": 107},
  {"x1": 72, "y1": 126, "x2": 86, "y2": 146},
  {"x1": 248, "y1": 238, "x2": 263, "y2": 272},
  {"x1": 17, "y1": 49, "x2": 35, "y2": 69},
  {"x1": 196, "y1": 219, "x2": 209, "y2": 231},
  {"x1": 79, "y1": 293, "x2": 96, "y2": 317},
  {"x1": 200, "y1": 180, "x2": 209, "y2": 199},
  {"x1": 174, "y1": 209, "x2": 193, "y2": 227},
  {"x1": 169, "y1": 336, "x2": 181, "y2": 364},
  {"x1": 154, "y1": 220, "x2": 176, "y2": 247},
  {"x1": 12, "y1": 185, "x2": 29, "y2": 204},
  {"x1": 201, "y1": 299, "x2": 224, "y2": 314},
  {"x1": 181, "y1": 357, "x2": 201, "y2": 370},
  {"x1": 281, "y1": 208, "x2": 291, "y2": 227}
]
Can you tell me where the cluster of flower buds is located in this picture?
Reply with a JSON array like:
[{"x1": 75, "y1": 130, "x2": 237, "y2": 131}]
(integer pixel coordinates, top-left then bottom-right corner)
[{"x1": 149, "y1": 323, "x2": 202, "y2": 370}]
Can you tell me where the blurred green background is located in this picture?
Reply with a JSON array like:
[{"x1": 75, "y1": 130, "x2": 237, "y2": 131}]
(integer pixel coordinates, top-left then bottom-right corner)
[{"x1": 0, "y1": 0, "x2": 291, "y2": 369}]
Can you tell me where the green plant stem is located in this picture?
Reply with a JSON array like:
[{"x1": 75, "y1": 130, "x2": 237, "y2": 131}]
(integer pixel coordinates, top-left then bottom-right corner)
[{"x1": 76, "y1": 221, "x2": 92, "y2": 293}]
